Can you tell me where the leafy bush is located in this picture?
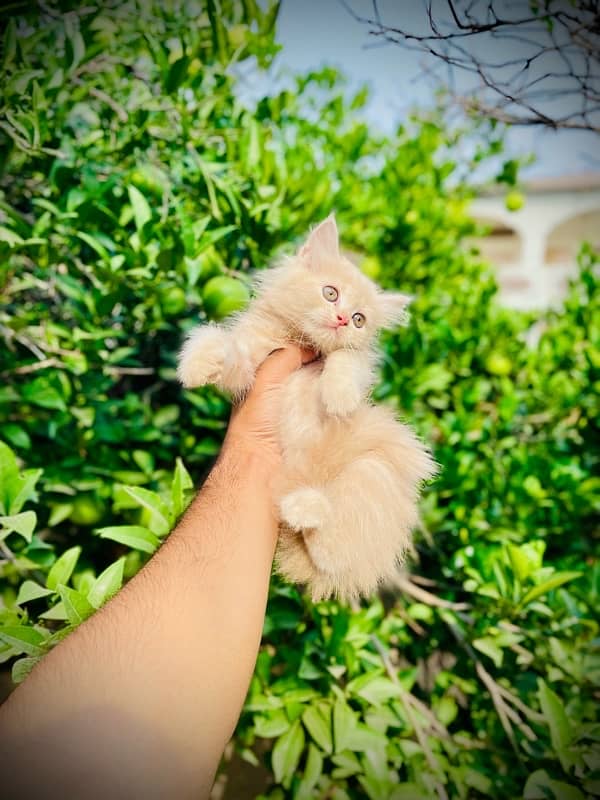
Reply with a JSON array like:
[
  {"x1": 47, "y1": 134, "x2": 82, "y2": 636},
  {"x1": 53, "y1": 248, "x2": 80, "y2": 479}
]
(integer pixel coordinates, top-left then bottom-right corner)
[{"x1": 1, "y1": 2, "x2": 598, "y2": 798}]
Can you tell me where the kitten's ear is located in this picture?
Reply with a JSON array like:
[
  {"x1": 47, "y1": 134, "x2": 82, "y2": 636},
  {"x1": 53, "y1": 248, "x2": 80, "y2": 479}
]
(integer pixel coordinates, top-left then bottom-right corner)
[
  {"x1": 299, "y1": 213, "x2": 339, "y2": 268},
  {"x1": 380, "y1": 292, "x2": 412, "y2": 327}
]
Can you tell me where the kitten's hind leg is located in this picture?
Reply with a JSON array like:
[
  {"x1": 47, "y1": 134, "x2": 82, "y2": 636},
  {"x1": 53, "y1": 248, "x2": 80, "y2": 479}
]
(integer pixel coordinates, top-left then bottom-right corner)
[
  {"x1": 279, "y1": 487, "x2": 331, "y2": 532},
  {"x1": 278, "y1": 487, "x2": 337, "y2": 573},
  {"x1": 279, "y1": 452, "x2": 423, "y2": 600}
]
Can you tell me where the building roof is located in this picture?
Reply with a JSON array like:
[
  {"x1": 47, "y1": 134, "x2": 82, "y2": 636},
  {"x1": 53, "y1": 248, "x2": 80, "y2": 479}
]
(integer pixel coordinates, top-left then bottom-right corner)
[
  {"x1": 478, "y1": 172, "x2": 600, "y2": 196},
  {"x1": 523, "y1": 173, "x2": 600, "y2": 192}
]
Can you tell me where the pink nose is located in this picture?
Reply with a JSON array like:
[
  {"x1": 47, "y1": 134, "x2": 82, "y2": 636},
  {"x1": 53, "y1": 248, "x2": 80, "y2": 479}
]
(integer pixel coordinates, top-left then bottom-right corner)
[{"x1": 336, "y1": 313, "x2": 349, "y2": 327}]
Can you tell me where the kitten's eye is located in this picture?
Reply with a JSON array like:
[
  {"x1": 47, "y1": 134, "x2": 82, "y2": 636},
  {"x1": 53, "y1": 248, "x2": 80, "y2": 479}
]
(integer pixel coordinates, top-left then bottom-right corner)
[
  {"x1": 322, "y1": 285, "x2": 338, "y2": 302},
  {"x1": 352, "y1": 312, "x2": 366, "y2": 328}
]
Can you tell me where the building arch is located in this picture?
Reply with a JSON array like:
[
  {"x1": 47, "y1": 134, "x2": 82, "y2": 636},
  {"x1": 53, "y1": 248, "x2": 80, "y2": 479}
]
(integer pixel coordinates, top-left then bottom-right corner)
[
  {"x1": 544, "y1": 209, "x2": 600, "y2": 266},
  {"x1": 470, "y1": 216, "x2": 522, "y2": 268}
]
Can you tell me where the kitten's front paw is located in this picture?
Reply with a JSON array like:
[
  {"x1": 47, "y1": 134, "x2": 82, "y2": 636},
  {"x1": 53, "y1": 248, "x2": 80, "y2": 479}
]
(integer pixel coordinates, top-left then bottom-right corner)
[
  {"x1": 178, "y1": 350, "x2": 223, "y2": 389},
  {"x1": 220, "y1": 346, "x2": 256, "y2": 398},
  {"x1": 177, "y1": 326, "x2": 225, "y2": 389},
  {"x1": 319, "y1": 376, "x2": 362, "y2": 417},
  {"x1": 279, "y1": 488, "x2": 331, "y2": 532}
]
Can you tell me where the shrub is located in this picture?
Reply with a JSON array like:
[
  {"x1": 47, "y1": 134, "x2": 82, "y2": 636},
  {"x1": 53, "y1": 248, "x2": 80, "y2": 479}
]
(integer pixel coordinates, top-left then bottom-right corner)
[{"x1": 1, "y1": 2, "x2": 598, "y2": 798}]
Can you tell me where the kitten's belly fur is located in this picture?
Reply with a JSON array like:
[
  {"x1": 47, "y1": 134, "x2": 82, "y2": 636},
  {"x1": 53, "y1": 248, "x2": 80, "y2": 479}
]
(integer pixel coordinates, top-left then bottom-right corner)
[
  {"x1": 278, "y1": 364, "x2": 408, "y2": 483},
  {"x1": 274, "y1": 364, "x2": 436, "y2": 601},
  {"x1": 278, "y1": 364, "x2": 349, "y2": 483}
]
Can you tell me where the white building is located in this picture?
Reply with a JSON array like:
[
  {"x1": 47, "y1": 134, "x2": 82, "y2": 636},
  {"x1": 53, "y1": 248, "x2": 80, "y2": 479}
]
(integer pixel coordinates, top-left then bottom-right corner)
[{"x1": 470, "y1": 174, "x2": 600, "y2": 310}]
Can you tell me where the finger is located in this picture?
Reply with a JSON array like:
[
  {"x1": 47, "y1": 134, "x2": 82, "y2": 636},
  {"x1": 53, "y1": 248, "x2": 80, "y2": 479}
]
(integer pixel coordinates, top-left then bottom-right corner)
[{"x1": 253, "y1": 346, "x2": 317, "y2": 391}]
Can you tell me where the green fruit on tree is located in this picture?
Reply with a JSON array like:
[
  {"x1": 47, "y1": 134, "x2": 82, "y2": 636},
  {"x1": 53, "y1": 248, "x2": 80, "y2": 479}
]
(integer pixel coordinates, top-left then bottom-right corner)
[
  {"x1": 69, "y1": 495, "x2": 106, "y2": 526},
  {"x1": 505, "y1": 191, "x2": 525, "y2": 212},
  {"x1": 160, "y1": 286, "x2": 187, "y2": 316},
  {"x1": 200, "y1": 246, "x2": 223, "y2": 280},
  {"x1": 202, "y1": 276, "x2": 250, "y2": 320},
  {"x1": 485, "y1": 352, "x2": 513, "y2": 376},
  {"x1": 361, "y1": 256, "x2": 382, "y2": 280}
]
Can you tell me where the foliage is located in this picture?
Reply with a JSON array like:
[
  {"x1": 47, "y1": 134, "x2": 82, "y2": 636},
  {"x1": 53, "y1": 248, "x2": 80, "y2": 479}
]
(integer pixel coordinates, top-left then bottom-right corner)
[{"x1": 1, "y1": 2, "x2": 598, "y2": 798}]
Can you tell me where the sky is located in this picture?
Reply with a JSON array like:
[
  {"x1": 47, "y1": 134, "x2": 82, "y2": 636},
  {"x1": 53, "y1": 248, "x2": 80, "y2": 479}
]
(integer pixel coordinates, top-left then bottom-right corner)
[{"x1": 249, "y1": 0, "x2": 600, "y2": 180}]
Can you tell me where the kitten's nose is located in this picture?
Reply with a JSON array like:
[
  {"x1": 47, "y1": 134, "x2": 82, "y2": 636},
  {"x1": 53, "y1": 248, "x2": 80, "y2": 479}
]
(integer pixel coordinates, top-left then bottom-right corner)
[{"x1": 336, "y1": 313, "x2": 349, "y2": 327}]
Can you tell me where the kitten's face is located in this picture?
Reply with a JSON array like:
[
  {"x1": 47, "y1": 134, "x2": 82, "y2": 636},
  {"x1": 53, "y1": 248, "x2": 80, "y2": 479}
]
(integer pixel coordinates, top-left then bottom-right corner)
[{"x1": 265, "y1": 215, "x2": 410, "y2": 355}]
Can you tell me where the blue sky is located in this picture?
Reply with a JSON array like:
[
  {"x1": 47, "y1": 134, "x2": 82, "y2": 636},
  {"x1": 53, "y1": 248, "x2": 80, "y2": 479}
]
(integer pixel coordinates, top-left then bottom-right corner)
[{"x1": 257, "y1": 0, "x2": 600, "y2": 179}]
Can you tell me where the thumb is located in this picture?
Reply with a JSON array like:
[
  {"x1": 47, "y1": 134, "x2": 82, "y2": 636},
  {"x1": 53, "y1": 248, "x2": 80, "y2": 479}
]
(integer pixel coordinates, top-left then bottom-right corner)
[{"x1": 253, "y1": 346, "x2": 317, "y2": 391}]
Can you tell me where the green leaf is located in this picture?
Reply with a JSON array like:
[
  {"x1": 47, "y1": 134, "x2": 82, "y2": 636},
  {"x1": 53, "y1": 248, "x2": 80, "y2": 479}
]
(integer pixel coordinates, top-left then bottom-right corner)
[
  {"x1": 171, "y1": 457, "x2": 193, "y2": 519},
  {"x1": 520, "y1": 572, "x2": 582, "y2": 607},
  {"x1": 523, "y1": 769, "x2": 552, "y2": 800},
  {"x1": 296, "y1": 743, "x2": 323, "y2": 800},
  {"x1": 271, "y1": 719, "x2": 305, "y2": 787},
  {"x1": 333, "y1": 698, "x2": 359, "y2": 753},
  {"x1": 0, "y1": 625, "x2": 47, "y2": 656},
  {"x1": 302, "y1": 704, "x2": 333, "y2": 754},
  {"x1": 0, "y1": 225, "x2": 24, "y2": 246},
  {"x1": 347, "y1": 675, "x2": 399, "y2": 706},
  {"x1": 87, "y1": 558, "x2": 125, "y2": 609},
  {"x1": 538, "y1": 679, "x2": 575, "y2": 772},
  {"x1": 22, "y1": 378, "x2": 67, "y2": 411},
  {"x1": 127, "y1": 185, "x2": 152, "y2": 231},
  {"x1": 524, "y1": 770, "x2": 584, "y2": 800},
  {"x1": 165, "y1": 55, "x2": 189, "y2": 93},
  {"x1": 40, "y1": 601, "x2": 69, "y2": 621},
  {"x1": 473, "y1": 636, "x2": 504, "y2": 668},
  {"x1": 0, "y1": 423, "x2": 31, "y2": 450},
  {"x1": 16, "y1": 580, "x2": 54, "y2": 605},
  {"x1": 64, "y1": 15, "x2": 86, "y2": 71},
  {"x1": 253, "y1": 709, "x2": 290, "y2": 738},
  {"x1": 97, "y1": 525, "x2": 160, "y2": 554},
  {"x1": 435, "y1": 696, "x2": 458, "y2": 726},
  {"x1": 506, "y1": 542, "x2": 543, "y2": 582},
  {"x1": 11, "y1": 656, "x2": 41, "y2": 684},
  {"x1": 331, "y1": 750, "x2": 362, "y2": 779},
  {"x1": 0, "y1": 510, "x2": 36, "y2": 542},
  {"x1": 121, "y1": 486, "x2": 171, "y2": 536},
  {"x1": 390, "y1": 785, "x2": 426, "y2": 800},
  {"x1": 46, "y1": 546, "x2": 81, "y2": 590},
  {"x1": 346, "y1": 723, "x2": 388, "y2": 753},
  {"x1": 2, "y1": 17, "x2": 16, "y2": 69},
  {"x1": 57, "y1": 584, "x2": 95, "y2": 625},
  {"x1": 76, "y1": 231, "x2": 110, "y2": 261},
  {"x1": 547, "y1": 781, "x2": 584, "y2": 800},
  {"x1": 7, "y1": 469, "x2": 42, "y2": 516},
  {"x1": 0, "y1": 442, "x2": 42, "y2": 515}
]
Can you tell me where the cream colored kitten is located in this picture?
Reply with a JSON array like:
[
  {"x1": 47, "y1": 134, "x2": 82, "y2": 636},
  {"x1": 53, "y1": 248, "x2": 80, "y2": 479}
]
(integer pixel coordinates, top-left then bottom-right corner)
[{"x1": 178, "y1": 215, "x2": 436, "y2": 600}]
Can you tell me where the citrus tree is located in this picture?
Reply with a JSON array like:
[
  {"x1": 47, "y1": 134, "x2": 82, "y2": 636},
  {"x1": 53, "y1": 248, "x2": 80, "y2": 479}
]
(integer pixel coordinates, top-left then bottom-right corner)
[{"x1": 1, "y1": 2, "x2": 598, "y2": 798}]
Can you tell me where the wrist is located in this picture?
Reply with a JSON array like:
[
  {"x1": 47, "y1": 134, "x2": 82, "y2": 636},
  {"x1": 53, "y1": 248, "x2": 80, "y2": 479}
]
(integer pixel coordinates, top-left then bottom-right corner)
[{"x1": 214, "y1": 436, "x2": 279, "y2": 485}]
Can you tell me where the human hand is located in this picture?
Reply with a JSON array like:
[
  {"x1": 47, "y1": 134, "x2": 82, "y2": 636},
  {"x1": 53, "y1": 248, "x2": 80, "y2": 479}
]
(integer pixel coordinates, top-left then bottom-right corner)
[{"x1": 224, "y1": 346, "x2": 317, "y2": 471}]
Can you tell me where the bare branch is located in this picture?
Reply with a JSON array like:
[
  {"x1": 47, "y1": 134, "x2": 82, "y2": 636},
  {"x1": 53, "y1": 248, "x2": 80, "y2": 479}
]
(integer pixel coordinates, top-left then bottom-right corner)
[{"x1": 342, "y1": 0, "x2": 600, "y2": 133}]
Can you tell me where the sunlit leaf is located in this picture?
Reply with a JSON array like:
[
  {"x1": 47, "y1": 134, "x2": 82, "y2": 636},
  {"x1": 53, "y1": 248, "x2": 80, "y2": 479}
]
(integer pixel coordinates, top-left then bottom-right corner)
[{"x1": 97, "y1": 525, "x2": 160, "y2": 554}]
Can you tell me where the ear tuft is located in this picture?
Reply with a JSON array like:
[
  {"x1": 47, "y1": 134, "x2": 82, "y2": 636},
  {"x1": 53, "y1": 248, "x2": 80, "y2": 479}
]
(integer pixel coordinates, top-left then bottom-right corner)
[
  {"x1": 299, "y1": 213, "x2": 339, "y2": 268},
  {"x1": 380, "y1": 292, "x2": 412, "y2": 328}
]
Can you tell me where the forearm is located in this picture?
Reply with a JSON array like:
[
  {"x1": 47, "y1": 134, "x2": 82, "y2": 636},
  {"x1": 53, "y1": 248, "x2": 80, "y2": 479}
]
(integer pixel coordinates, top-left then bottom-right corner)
[{"x1": 0, "y1": 445, "x2": 277, "y2": 799}]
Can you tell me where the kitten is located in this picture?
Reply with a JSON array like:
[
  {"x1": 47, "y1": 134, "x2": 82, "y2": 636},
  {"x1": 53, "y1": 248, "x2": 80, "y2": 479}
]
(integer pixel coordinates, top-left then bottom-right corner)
[{"x1": 178, "y1": 215, "x2": 437, "y2": 600}]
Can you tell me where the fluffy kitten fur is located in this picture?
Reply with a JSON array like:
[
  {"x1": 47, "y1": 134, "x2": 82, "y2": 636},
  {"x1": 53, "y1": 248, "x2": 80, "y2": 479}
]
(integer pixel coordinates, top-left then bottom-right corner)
[{"x1": 178, "y1": 215, "x2": 436, "y2": 601}]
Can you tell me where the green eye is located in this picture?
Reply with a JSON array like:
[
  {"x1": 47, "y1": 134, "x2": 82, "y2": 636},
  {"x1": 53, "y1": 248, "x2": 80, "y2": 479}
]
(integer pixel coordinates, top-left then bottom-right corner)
[
  {"x1": 322, "y1": 285, "x2": 338, "y2": 302},
  {"x1": 352, "y1": 312, "x2": 365, "y2": 328}
]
